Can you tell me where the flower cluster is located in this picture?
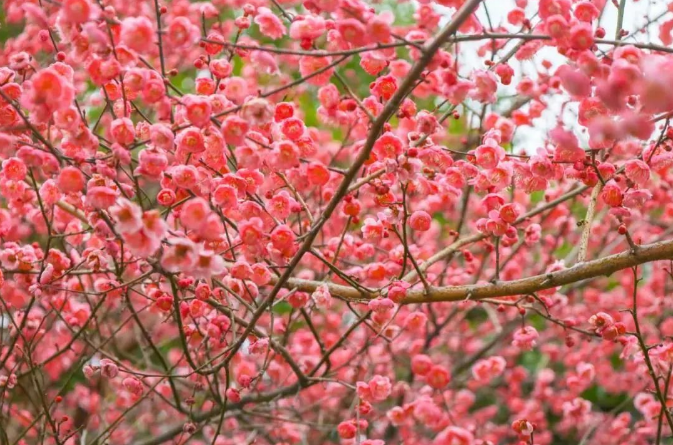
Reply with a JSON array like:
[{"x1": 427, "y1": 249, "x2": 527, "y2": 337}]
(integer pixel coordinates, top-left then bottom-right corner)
[{"x1": 2, "y1": 0, "x2": 673, "y2": 444}]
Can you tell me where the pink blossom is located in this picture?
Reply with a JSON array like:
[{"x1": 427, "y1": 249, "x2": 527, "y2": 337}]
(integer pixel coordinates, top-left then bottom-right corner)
[
  {"x1": 86, "y1": 186, "x2": 119, "y2": 209},
  {"x1": 60, "y1": 0, "x2": 93, "y2": 24},
  {"x1": 21, "y1": 68, "x2": 75, "y2": 123},
  {"x1": 474, "y1": 143, "x2": 505, "y2": 169},
  {"x1": 434, "y1": 426, "x2": 474, "y2": 445},
  {"x1": 165, "y1": 17, "x2": 200, "y2": 49},
  {"x1": 161, "y1": 238, "x2": 198, "y2": 273},
  {"x1": 122, "y1": 377, "x2": 143, "y2": 396},
  {"x1": 624, "y1": 159, "x2": 650, "y2": 186},
  {"x1": 241, "y1": 98, "x2": 274, "y2": 126},
  {"x1": 110, "y1": 118, "x2": 135, "y2": 146},
  {"x1": 409, "y1": 210, "x2": 431, "y2": 231},
  {"x1": 180, "y1": 198, "x2": 211, "y2": 231},
  {"x1": 472, "y1": 356, "x2": 506, "y2": 382},
  {"x1": 311, "y1": 283, "x2": 332, "y2": 309},
  {"x1": 289, "y1": 15, "x2": 326, "y2": 40},
  {"x1": 254, "y1": 8, "x2": 286, "y2": 40},
  {"x1": 470, "y1": 70, "x2": 498, "y2": 103},
  {"x1": 99, "y1": 359, "x2": 119, "y2": 378},
  {"x1": 367, "y1": 375, "x2": 392, "y2": 402},
  {"x1": 121, "y1": 17, "x2": 154, "y2": 53},
  {"x1": 512, "y1": 326, "x2": 539, "y2": 350},
  {"x1": 299, "y1": 56, "x2": 335, "y2": 86},
  {"x1": 110, "y1": 198, "x2": 143, "y2": 233},
  {"x1": 601, "y1": 183, "x2": 623, "y2": 207}
]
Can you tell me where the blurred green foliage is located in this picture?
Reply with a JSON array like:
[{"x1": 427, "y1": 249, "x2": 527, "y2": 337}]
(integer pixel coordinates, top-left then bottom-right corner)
[{"x1": 0, "y1": 8, "x2": 22, "y2": 44}]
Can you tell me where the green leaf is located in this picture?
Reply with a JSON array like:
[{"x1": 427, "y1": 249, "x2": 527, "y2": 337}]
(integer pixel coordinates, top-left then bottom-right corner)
[
  {"x1": 298, "y1": 92, "x2": 319, "y2": 128},
  {"x1": 273, "y1": 301, "x2": 293, "y2": 315},
  {"x1": 580, "y1": 385, "x2": 631, "y2": 413},
  {"x1": 0, "y1": 9, "x2": 22, "y2": 44},
  {"x1": 554, "y1": 242, "x2": 573, "y2": 259},
  {"x1": 519, "y1": 349, "x2": 546, "y2": 373},
  {"x1": 530, "y1": 190, "x2": 545, "y2": 204},
  {"x1": 448, "y1": 115, "x2": 467, "y2": 135}
]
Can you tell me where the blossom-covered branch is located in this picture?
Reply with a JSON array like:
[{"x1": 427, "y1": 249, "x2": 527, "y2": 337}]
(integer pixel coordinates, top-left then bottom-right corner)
[{"x1": 2, "y1": 0, "x2": 673, "y2": 444}]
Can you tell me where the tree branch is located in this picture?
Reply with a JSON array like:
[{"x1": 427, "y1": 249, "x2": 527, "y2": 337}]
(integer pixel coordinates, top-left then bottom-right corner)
[{"x1": 256, "y1": 238, "x2": 673, "y2": 304}]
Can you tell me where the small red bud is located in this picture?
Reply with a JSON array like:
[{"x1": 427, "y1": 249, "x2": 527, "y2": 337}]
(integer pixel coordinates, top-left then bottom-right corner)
[
  {"x1": 177, "y1": 277, "x2": 193, "y2": 288},
  {"x1": 666, "y1": 127, "x2": 673, "y2": 139},
  {"x1": 243, "y1": 4, "x2": 256, "y2": 16}
]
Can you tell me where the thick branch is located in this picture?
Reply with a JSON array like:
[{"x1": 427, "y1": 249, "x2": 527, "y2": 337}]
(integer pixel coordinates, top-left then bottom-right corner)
[
  {"x1": 576, "y1": 182, "x2": 602, "y2": 264},
  {"x1": 403, "y1": 238, "x2": 673, "y2": 303},
  {"x1": 260, "y1": 238, "x2": 673, "y2": 304}
]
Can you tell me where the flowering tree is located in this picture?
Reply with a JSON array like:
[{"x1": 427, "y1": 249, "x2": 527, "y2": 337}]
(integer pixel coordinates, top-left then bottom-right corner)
[{"x1": 4, "y1": 0, "x2": 673, "y2": 443}]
